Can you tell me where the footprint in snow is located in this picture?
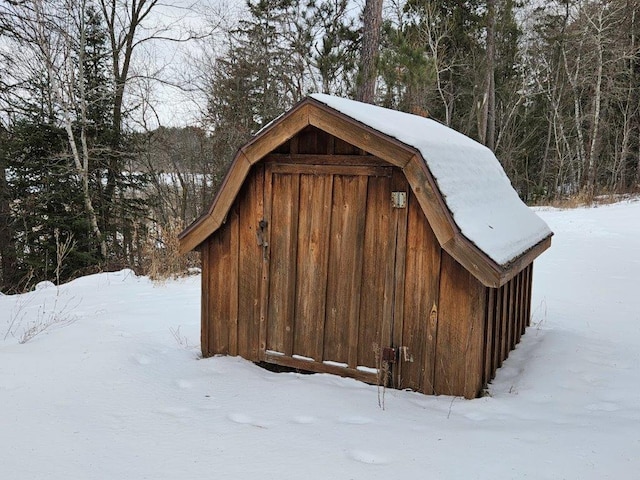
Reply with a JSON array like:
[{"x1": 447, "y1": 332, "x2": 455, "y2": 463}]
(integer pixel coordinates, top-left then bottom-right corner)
[
  {"x1": 348, "y1": 449, "x2": 390, "y2": 465},
  {"x1": 338, "y1": 415, "x2": 373, "y2": 425},
  {"x1": 585, "y1": 402, "x2": 619, "y2": 412},
  {"x1": 131, "y1": 354, "x2": 151, "y2": 365},
  {"x1": 463, "y1": 412, "x2": 488, "y2": 421},
  {"x1": 157, "y1": 406, "x2": 190, "y2": 417},
  {"x1": 292, "y1": 415, "x2": 317, "y2": 424},
  {"x1": 227, "y1": 413, "x2": 270, "y2": 428}
]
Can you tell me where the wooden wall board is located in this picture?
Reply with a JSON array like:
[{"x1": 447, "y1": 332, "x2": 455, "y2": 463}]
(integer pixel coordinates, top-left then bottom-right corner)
[
  {"x1": 483, "y1": 288, "x2": 496, "y2": 385},
  {"x1": 493, "y1": 287, "x2": 503, "y2": 369},
  {"x1": 324, "y1": 175, "x2": 368, "y2": 365},
  {"x1": 237, "y1": 166, "x2": 264, "y2": 361},
  {"x1": 266, "y1": 172, "x2": 300, "y2": 357},
  {"x1": 398, "y1": 191, "x2": 441, "y2": 393},
  {"x1": 293, "y1": 174, "x2": 333, "y2": 361},
  {"x1": 434, "y1": 252, "x2": 486, "y2": 399},
  {"x1": 201, "y1": 241, "x2": 210, "y2": 356},
  {"x1": 500, "y1": 280, "x2": 509, "y2": 363},
  {"x1": 228, "y1": 205, "x2": 240, "y2": 356},
  {"x1": 207, "y1": 215, "x2": 234, "y2": 355},
  {"x1": 526, "y1": 264, "x2": 533, "y2": 328},
  {"x1": 357, "y1": 175, "x2": 395, "y2": 369}
]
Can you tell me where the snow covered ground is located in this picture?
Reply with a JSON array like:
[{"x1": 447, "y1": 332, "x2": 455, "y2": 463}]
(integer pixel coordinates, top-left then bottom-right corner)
[{"x1": 1, "y1": 200, "x2": 639, "y2": 479}]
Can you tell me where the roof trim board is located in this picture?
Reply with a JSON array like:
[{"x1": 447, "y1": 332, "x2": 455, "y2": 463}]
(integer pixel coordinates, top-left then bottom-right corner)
[{"x1": 179, "y1": 96, "x2": 552, "y2": 287}]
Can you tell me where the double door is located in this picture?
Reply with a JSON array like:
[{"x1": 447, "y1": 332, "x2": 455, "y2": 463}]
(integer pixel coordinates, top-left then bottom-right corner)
[{"x1": 259, "y1": 161, "x2": 438, "y2": 390}]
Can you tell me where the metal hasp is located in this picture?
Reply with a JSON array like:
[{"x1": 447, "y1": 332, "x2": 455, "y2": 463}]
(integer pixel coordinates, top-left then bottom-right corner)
[
  {"x1": 382, "y1": 347, "x2": 397, "y2": 363},
  {"x1": 391, "y1": 191, "x2": 407, "y2": 208}
]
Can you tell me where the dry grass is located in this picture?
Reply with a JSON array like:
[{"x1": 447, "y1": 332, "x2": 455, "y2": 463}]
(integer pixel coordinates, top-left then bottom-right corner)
[
  {"x1": 535, "y1": 192, "x2": 640, "y2": 209},
  {"x1": 143, "y1": 218, "x2": 199, "y2": 281}
]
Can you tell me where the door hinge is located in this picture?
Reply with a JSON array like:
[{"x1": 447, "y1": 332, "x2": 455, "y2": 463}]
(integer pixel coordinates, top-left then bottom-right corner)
[{"x1": 391, "y1": 191, "x2": 407, "y2": 208}]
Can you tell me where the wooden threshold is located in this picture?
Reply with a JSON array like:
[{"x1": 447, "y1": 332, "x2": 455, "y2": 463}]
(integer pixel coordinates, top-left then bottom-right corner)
[{"x1": 262, "y1": 352, "x2": 378, "y2": 385}]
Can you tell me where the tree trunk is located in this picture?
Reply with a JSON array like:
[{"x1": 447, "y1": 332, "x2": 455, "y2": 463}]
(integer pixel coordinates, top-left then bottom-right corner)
[
  {"x1": 482, "y1": 0, "x2": 496, "y2": 150},
  {"x1": 586, "y1": 22, "x2": 604, "y2": 197},
  {"x1": 356, "y1": 0, "x2": 383, "y2": 104}
]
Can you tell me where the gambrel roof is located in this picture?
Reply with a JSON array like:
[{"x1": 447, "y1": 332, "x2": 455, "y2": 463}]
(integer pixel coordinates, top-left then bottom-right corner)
[{"x1": 179, "y1": 95, "x2": 552, "y2": 287}]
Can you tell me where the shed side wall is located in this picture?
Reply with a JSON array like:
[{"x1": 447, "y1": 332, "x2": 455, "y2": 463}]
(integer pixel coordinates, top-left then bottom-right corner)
[
  {"x1": 482, "y1": 263, "x2": 535, "y2": 386},
  {"x1": 201, "y1": 166, "x2": 264, "y2": 361},
  {"x1": 434, "y1": 252, "x2": 487, "y2": 399}
]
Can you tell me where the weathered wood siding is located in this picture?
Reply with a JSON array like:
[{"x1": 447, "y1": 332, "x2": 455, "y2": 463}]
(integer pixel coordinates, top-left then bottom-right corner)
[
  {"x1": 201, "y1": 165, "x2": 264, "y2": 361},
  {"x1": 434, "y1": 252, "x2": 487, "y2": 398},
  {"x1": 395, "y1": 191, "x2": 441, "y2": 394},
  {"x1": 482, "y1": 264, "x2": 533, "y2": 386},
  {"x1": 200, "y1": 125, "x2": 536, "y2": 399}
]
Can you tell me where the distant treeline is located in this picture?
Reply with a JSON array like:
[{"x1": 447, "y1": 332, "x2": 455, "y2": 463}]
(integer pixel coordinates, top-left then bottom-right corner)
[{"x1": 1, "y1": 0, "x2": 639, "y2": 291}]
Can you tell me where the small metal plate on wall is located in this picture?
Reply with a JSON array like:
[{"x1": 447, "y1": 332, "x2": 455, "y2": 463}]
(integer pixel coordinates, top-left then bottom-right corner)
[{"x1": 391, "y1": 191, "x2": 407, "y2": 208}]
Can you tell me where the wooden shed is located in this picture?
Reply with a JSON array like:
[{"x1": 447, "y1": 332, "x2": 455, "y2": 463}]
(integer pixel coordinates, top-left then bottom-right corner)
[{"x1": 179, "y1": 95, "x2": 552, "y2": 399}]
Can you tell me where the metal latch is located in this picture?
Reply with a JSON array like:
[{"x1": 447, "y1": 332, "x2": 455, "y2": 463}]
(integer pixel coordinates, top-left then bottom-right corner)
[
  {"x1": 382, "y1": 347, "x2": 396, "y2": 363},
  {"x1": 391, "y1": 191, "x2": 407, "y2": 208},
  {"x1": 256, "y1": 219, "x2": 269, "y2": 260}
]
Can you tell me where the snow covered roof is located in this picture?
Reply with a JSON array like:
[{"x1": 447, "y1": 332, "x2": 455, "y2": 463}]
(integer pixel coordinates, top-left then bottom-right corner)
[
  {"x1": 180, "y1": 94, "x2": 552, "y2": 287},
  {"x1": 310, "y1": 94, "x2": 552, "y2": 267}
]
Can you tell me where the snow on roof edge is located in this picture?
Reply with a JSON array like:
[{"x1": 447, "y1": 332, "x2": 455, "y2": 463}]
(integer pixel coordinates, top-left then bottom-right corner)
[{"x1": 309, "y1": 93, "x2": 552, "y2": 266}]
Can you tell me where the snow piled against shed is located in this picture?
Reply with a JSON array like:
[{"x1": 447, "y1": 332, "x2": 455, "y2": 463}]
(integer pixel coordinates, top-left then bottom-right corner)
[{"x1": 310, "y1": 94, "x2": 551, "y2": 266}]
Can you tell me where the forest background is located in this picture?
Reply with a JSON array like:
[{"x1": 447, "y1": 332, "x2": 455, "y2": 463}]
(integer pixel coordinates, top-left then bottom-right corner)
[{"x1": 0, "y1": 0, "x2": 638, "y2": 293}]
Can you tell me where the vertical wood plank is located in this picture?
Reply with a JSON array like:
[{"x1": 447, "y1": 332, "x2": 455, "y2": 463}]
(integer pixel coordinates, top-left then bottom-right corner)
[
  {"x1": 507, "y1": 278, "x2": 515, "y2": 350},
  {"x1": 334, "y1": 136, "x2": 360, "y2": 155},
  {"x1": 324, "y1": 175, "x2": 367, "y2": 364},
  {"x1": 390, "y1": 170, "x2": 409, "y2": 388},
  {"x1": 238, "y1": 165, "x2": 264, "y2": 361},
  {"x1": 358, "y1": 175, "x2": 394, "y2": 369},
  {"x1": 500, "y1": 281, "x2": 509, "y2": 363},
  {"x1": 483, "y1": 288, "x2": 495, "y2": 386},
  {"x1": 297, "y1": 126, "x2": 318, "y2": 154},
  {"x1": 266, "y1": 173, "x2": 300, "y2": 355},
  {"x1": 494, "y1": 286, "x2": 503, "y2": 368},
  {"x1": 200, "y1": 241, "x2": 210, "y2": 357},
  {"x1": 434, "y1": 252, "x2": 486, "y2": 399},
  {"x1": 294, "y1": 173, "x2": 333, "y2": 361},
  {"x1": 258, "y1": 166, "x2": 273, "y2": 357},
  {"x1": 208, "y1": 220, "x2": 232, "y2": 355},
  {"x1": 514, "y1": 271, "x2": 523, "y2": 345},
  {"x1": 289, "y1": 135, "x2": 299, "y2": 154},
  {"x1": 490, "y1": 288, "x2": 499, "y2": 379},
  {"x1": 228, "y1": 204, "x2": 240, "y2": 356},
  {"x1": 505, "y1": 280, "x2": 513, "y2": 358},
  {"x1": 512, "y1": 273, "x2": 519, "y2": 347},
  {"x1": 398, "y1": 191, "x2": 441, "y2": 393},
  {"x1": 526, "y1": 264, "x2": 534, "y2": 328},
  {"x1": 520, "y1": 268, "x2": 527, "y2": 336}
]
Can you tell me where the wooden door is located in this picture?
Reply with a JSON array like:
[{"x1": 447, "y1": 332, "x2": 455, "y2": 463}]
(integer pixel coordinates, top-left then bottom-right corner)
[{"x1": 260, "y1": 162, "x2": 408, "y2": 385}]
